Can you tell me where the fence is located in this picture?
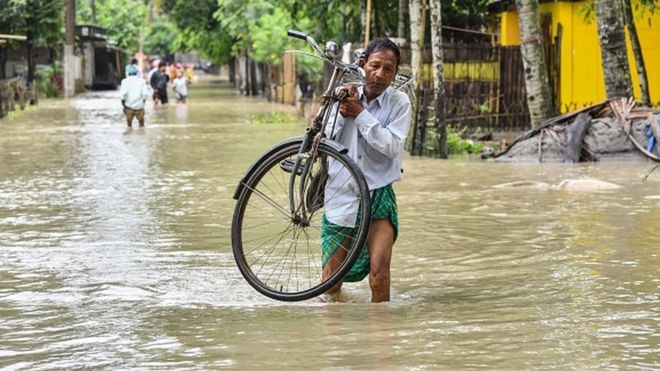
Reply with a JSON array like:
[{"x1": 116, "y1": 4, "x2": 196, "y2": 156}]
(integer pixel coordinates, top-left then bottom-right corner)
[
  {"x1": 232, "y1": 42, "x2": 533, "y2": 134},
  {"x1": 418, "y1": 43, "x2": 530, "y2": 133},
  {"x1": 0, "y1": 78, "x2": 33, "y2": 119}
]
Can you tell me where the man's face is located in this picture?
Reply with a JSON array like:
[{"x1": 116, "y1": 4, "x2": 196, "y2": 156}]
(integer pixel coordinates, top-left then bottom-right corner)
[{"x1": 362, "y1": 49, "x2": 398, "y2": 98}]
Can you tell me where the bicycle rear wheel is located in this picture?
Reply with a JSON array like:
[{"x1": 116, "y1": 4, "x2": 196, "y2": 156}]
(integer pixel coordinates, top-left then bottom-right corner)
[{"x1": 232, "y1": 141, "x2": 371, "y2": 301}]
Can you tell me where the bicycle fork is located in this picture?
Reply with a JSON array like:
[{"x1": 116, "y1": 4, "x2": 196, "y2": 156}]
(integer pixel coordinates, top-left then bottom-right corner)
[{"x1": 288, "y1": 128, "x2": 320, "y2": 226}]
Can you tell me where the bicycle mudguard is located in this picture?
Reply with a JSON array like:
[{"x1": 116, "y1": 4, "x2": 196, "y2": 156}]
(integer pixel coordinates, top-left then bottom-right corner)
[{"x1": 233, "y1": 136, "x2": 348, "y2": 199}]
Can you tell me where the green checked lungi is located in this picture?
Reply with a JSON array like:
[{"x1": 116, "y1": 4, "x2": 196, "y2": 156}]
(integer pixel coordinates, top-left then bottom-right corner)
[{"x1": 320, "y1": 184, "x2": 399, "y2": 282}]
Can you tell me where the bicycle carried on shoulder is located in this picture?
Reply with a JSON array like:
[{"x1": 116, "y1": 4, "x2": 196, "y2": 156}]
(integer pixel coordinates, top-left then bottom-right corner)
[{"x1": 231, "y1": 30, "x2": 410, "y2": 301}]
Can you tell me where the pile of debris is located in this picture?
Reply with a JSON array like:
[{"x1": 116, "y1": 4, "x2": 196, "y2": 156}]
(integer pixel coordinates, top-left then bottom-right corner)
[{"x1": 492, "y1": 98, "x2": 660, "y2": 163}]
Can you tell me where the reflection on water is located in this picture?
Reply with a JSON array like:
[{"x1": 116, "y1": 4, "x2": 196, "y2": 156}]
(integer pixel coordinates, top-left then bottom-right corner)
[{"x1": 0, "y1": 78, "x2": 658, "y2": 369}]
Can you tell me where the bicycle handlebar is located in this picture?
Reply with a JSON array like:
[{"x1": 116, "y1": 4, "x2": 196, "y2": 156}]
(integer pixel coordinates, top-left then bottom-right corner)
[
  {"x1": 287, "y1": 29, "x2": 362, "y2": 81},
  {"x1": 287, "y1": 29, "x2": 307, "y2": 41},
  {"x1": 286, "y1": 29, "x2": 411, "y2": 91}
]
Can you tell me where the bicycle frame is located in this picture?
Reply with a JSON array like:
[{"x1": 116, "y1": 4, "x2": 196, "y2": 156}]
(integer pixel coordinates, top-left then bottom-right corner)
[{"x1": 285, "y1": 30, "x2": 365, "y2": 224}]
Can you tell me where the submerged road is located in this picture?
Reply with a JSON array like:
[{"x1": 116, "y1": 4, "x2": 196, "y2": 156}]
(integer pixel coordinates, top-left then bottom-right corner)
[{"x1": 0, "y1": 77, "x2": 658, "y2": 369}]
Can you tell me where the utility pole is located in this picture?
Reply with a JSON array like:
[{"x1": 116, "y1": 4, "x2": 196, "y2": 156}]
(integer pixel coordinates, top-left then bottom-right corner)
[{"x1": 64, "y1": 0, "x2": 76, "y2": 97}]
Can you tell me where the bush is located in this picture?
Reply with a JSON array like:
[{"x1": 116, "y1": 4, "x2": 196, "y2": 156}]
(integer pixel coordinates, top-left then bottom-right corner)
[
  {"x1": 446, "y1": 126, "x2": 484, "y2": 155},
  {"x1": 35, "y1": 61, "x2": 63, "y2": 98},
  {"x1": 420, "y1": 125, "x2": 484, "y2": 156}
]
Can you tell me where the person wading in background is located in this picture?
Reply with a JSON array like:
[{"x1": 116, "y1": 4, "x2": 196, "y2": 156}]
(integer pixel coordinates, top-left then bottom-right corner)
[{"x1": 120, "y1": 65, "x2": 149, "y2": 127}]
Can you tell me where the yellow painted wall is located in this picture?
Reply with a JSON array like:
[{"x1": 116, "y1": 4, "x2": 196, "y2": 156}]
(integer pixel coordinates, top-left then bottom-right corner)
[{"x1": 498, "y1": 0, "x2": 660, "y2": 111}]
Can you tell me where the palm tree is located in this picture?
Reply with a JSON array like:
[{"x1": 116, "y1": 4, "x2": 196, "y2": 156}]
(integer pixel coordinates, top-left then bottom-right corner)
[
  {"x1": 515, "y1": 0, "x2": 552, "y2": 128},
  {"x1": 594, "y1": 0, "x2": 632, "y2": 99}
]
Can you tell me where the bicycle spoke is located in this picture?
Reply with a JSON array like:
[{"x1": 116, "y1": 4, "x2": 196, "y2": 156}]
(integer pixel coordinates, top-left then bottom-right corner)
[
  {"x1": 242, "y1": 181, "x2": 291, "y2": 219},
  {"x1": 249, "y1": 222, "x2": 295, "y2": 274},
  {"x1": 233, "y1": 141, "x2": 371, "y2": 300},
  {"x1": 265, "y1": 226, "x2": 299, "y2": 289},
  {"x1": 241, "y1": 217, "x2": 290, "y2": 232}
]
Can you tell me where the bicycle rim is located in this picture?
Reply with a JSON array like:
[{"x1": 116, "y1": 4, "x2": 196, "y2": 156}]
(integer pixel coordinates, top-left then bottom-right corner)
[{"x1": 232, "y1": 142, "x2": 371, "y2": 301}]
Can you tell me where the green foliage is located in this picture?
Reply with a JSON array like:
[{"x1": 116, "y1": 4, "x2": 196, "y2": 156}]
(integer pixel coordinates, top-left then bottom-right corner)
[
  {"x1": 446, "y1": 126, "x2": 484, "y2": 155},
  {"x1": 162, "y1": 0, "x2": 233, "y2": 64},
  {"x1": 76, "y1": 0, "x2": 147, "y2": 51},
  {"x1": 0, "y1": 0, "x2": 64, "y2": 48},
  {"x1": 579, "y1": 0, "x2": 659, "y2": 24},
  {"x1": 249, "y1": 111, "x2": 301, "y2": 125},
  {"x1": 295, "y1": 0, "x2": 361, "y2": 44},
  {"x1": 445, "y1": 0, "x2": 491, "y2": 15},
  {"x1": 420, "y1": 125, "x2": 484, "y2": 156},
  {"x1": 28, "y1": 0, "x2": 64, "y2": 47},
  {"x1": 577, "y1": 1, "x2": 596, "y2": 24},
  {"x1": 35, "y1": 61, "x2": 63, "y2": 98},
  {"x1": 144, "y1": 17, "x2": 179, "y2": 58},
  {"x1": 250, "y1": 8, "x2": 291, "y2": 64}
]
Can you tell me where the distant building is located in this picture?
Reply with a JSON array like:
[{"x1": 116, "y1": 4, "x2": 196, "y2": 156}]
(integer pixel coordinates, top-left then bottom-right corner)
[
  {"x1": 488, "y1": 0, "x2": 660, "y2": 111},
  {"x1": 76, "y1": 25, "x2": 127, "y2": 89}
]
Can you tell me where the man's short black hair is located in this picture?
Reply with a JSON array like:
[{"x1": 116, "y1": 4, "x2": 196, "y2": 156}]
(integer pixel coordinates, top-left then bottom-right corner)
[
  {"x1": 364, "y1": 38, "x2": 401, "y2": 68},
  {"x1": 131, "y1": 58, "x2": 138, "y2": 64}
]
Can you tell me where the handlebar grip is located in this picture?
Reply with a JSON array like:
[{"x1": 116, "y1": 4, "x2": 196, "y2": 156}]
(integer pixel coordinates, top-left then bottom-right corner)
[{"x1": 287, "y1": 29, "x2": 308, "y2": 40}]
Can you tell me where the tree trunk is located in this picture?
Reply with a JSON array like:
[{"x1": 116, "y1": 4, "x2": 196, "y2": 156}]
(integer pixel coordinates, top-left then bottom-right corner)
[
  {"x1": 595, "y1": 0, "x2": 632, "y2": 99},
  {"x1": 228, "y1": 56, "x2": 236, "y2": 84},
  {"x1": 409, "y1": 0, "x2": 423, "y2": 91},
  {"x1": 250, "y1": 59, "x2": 258, "y2": 95},
  {"x1": 515, "y1": 0, "x2": 552, "y2": 129},
  {"x1": 91, "y1": 0, "x2": 97, "y2": 24},
  {"x1": 409, "y1": 0, "x2": 424, "y2": 155},
  {"x1": 360, "y1": 0, "x2": 367, "y2": 45},
  {"x1": 26, "y1": 29, "x2": 36, "y2": 85},
  {"x1": 398, "y1": 0, "x2": 406, "y2": 38},
  {"x1": 429, "y1": 0, "x2": 446, "y2": 158},
  {"x1": 622, "y1": 0, "x2": 650, "y2": 106},
  {"x1": 0, "y1": 47, "x2": 7, "y2": 79}
]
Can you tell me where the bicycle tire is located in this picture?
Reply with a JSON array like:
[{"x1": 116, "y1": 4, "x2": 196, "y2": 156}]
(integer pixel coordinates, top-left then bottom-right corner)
[{"x1": 232, "y1": 140, "x2": 371, "y2": 301}]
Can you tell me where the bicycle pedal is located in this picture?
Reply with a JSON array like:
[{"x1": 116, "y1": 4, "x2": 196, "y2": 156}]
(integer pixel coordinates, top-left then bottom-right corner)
[{"x1": 280, "y1": 159, "x2": 304, "y2": 175}]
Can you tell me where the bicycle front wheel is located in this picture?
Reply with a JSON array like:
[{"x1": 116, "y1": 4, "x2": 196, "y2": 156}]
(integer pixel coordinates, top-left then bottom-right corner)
[{"x1": 232, "y1": 141, "x2": 371, "y2": 301}]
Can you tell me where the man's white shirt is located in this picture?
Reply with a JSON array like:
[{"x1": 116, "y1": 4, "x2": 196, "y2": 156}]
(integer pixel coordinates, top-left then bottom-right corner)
[
  {"x1": 120, "y1": 76, "x2": 149, "y2": 110},
  {"x1": 323, "y1": 85, "x2": 412, "y2": 227}
]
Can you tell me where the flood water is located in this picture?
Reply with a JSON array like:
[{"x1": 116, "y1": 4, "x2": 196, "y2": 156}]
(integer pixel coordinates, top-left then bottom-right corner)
[{"x1": 1, "y1": 78, "x2": 658, "y2": 369}]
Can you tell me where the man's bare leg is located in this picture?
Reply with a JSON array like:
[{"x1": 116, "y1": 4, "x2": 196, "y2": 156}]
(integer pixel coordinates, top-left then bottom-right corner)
[
  {"x1": 367, "y1": 219, "x2": 394, "y2": 303},
  {"x1": 322, "y1": 244, "x2": 347, "y2": 297}
]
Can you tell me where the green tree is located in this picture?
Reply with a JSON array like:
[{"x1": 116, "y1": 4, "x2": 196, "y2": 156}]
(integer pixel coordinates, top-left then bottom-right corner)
[
  {"x1": 0, "y1": 0, "x2": 64, "y2": 83},
  {"x1": 161, "y1": 0, "x2": 233, "y2": 64},
  {"x1": 144, "y1": 16, "x2": 178, "y2": 60},
  {"x1": 0, "y1": 0, "x2": 28, "y2": 79},
  {"x1": 77, "y1": 0, "x2": 147, "y2": 52}
]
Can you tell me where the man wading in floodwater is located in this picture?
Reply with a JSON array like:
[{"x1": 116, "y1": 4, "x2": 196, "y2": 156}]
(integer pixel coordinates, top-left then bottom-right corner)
[{"x1": 321, "y1": 38, "x2": 412, "y2": 303}]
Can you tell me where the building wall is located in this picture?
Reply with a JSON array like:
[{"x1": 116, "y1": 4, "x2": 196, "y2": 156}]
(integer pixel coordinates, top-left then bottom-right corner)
[{"x1": 498, "y1": 0, "x2": 660, "y2": 111}]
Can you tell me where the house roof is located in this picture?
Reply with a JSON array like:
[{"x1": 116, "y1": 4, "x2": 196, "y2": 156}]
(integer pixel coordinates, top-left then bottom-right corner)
[{"x1": 487, "y1": 0, "x2": 583, "y2": 13}]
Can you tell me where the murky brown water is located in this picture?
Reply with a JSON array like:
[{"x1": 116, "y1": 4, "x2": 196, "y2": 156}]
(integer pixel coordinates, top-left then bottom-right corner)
[{"x1": 1, "y1": 78, "x2": 658, "y2": 369}]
